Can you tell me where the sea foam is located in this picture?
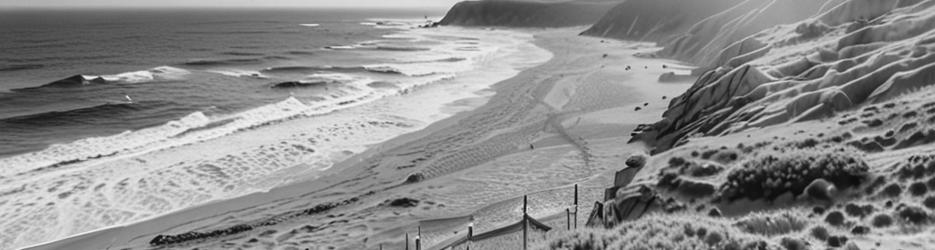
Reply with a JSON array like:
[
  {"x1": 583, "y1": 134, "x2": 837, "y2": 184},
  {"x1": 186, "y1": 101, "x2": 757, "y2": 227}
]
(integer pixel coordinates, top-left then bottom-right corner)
[{"x1": 0, "y1": 21, "x2": 552, "y2": 250}]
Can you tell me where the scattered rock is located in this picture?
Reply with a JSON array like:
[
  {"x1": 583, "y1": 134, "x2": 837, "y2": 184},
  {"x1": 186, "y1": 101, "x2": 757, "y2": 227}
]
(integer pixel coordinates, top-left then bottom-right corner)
[
  {"x1": 805, "y1": 179, "x2": 838, "y2": 201},
  {"x1": 405, "y1": 173, "x2": 424, "y2": 183},
  {"x1": 625, "y1": 154, "x2": 647, "y2": 168},
  {"x1": 387, "y1": 198, "x2": 420, "y2": 207},
  {"x1": 708, "y1": 208, "x2": 722, "y2": 217}
]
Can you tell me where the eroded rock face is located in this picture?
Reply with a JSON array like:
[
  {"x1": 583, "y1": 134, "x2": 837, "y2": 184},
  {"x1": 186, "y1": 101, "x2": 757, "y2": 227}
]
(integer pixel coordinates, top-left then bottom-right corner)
[
  {"x1": 660, "y1": 0, "x2": 840, "y2": 68},
  {"x1": 641, "y1": 0, "x2": 935, "y2": 151}
]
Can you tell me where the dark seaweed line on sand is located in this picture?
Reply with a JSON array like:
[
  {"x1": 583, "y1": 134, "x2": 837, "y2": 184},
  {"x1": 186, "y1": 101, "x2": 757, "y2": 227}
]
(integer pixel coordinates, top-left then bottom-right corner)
[{"x1": 149, "y1": 196, "x2": 361, "y2": 247}]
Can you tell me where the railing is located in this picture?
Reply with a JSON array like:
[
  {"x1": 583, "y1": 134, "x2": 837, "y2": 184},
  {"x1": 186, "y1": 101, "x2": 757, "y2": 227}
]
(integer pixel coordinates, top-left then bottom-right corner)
[{"x1": 383, "y1": 184, "x2": 581, "y2": 250}]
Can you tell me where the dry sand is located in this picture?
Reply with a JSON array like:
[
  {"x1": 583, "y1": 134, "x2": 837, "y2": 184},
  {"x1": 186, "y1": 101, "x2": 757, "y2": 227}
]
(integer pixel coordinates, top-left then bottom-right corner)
[{"x1": 26, "y1": 28, "x2": 694, "y2": 250}]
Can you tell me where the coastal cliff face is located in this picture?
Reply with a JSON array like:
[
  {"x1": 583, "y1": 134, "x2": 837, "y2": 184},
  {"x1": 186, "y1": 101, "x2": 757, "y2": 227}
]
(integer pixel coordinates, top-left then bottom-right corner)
[
  {"x1": 438, "y1": 0, "x2": 620, "y2": 27},
  {"x1": 551, "y1": 1, "x2": 935, "y2": 248},
  {"x1": 643, "y1": 0, "x2": 933, "y2": 151},
  {"x1": 660, "y1": 0, "x2": 846, "y2": 70},
  {"x1": 579, "y1": 0, "x2": 742, "y2": 42}
]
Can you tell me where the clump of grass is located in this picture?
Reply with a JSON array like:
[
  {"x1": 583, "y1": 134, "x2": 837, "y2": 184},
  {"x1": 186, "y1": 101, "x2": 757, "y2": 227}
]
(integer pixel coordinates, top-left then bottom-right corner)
[
  {"x1": 871, "y1": 213, "x2": 894, "y2": 227},
  {"x1": 720, "y1": 148, "x2": 869, "y2": 201},
  {"x1": 546, "y1": 214, "x2": 773, "y2": 250},
  {"x1": 809, "y1": 225, "x2": 830, "y2": 240},
  {"x1": 896, "y1": 154, "x2": 935, "y2": 180},
  {"x1": 734, "y1": 211, "x2": 809, "y2": 236}
]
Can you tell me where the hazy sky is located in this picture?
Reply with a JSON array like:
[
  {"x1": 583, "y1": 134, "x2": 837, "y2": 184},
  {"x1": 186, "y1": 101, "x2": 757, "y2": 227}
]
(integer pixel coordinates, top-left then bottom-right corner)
[{"x1": 0, "y1": 0, "x2": 462, "y2": 9}]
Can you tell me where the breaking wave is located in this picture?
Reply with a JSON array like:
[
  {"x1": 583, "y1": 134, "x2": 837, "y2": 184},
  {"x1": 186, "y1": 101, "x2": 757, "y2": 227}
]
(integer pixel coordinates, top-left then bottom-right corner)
[{"x1": 15, "y1": 66, "x2": 189, "y2": 90}]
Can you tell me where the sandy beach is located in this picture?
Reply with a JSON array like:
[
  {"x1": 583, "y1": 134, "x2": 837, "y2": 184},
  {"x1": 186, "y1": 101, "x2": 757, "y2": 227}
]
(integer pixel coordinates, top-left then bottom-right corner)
[
  {"x1": 26, "y1": 27, "x2": 694, "y2": 250},
  {"x1": 11, "y1": 1, "x2": 935, "y2": 249}
]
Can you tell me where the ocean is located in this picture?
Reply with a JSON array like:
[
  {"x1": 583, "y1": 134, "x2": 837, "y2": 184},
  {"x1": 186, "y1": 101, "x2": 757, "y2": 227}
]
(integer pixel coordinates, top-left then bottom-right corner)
[
  {"x1": 0, "y1": 8, "x2": 443, "y2": 157},
  {"x1": 0, "y1": 8, "x2": 551, "y2": 249}
]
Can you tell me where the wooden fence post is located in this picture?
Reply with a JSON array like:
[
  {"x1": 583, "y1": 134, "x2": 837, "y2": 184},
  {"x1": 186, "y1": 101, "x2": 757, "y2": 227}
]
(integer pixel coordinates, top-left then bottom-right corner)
[
  {"x1": 467, "y1": 222, "x2": 473, "y2": 250},
  {"x1": 416, "y1": 226, "x2": 422, "y2": 250},
  {"x1": 574, "y1": 184, "x2": 579, "y2": 229},
  {"x1": 566, "y1": 208, "x2": 570, "y2": 230},
  {"x1": 523, "y1": 195, "x2": 528, "y2": 250}
]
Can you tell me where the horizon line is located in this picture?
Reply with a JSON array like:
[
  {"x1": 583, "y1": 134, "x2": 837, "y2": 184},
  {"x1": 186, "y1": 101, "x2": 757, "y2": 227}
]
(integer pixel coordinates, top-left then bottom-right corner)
[{"x1": 0, "y1": 5, "x2": 455, "y2": 10}]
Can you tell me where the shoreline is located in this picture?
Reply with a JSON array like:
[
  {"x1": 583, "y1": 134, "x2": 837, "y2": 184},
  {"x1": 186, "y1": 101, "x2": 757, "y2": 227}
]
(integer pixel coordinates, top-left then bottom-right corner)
[
  {"x1": 26, "y1": 27, "x2": 696, "y2": 250},
  {"x1": 20, "y1": 26, "x2": 553, "y2": 250}
]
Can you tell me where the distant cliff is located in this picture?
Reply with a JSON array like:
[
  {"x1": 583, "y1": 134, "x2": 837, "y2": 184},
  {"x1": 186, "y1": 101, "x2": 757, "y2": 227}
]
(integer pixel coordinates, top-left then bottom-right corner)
[
  {"x1": 580, "y1": 0, "x2": 742, "y2": 42},
  {"x1": 579, "y1": 0, "x2": 849, "y2": 70},
  {"x1": 659, "y1": 0, "x2": 841, "y2": 70},
  {"x1": 439, "y1": 0, "x2": 619, "y2": 27}
]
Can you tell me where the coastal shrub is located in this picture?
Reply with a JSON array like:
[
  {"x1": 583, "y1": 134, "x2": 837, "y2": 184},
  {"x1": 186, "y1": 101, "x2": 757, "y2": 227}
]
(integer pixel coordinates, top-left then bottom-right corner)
[
  {"x1": 879, "y1": 183, "x2": 902, "y2": 197},
  {"x1": 871, "y1": 213, "x2": 894, "y2": 227},
  {"x1": 843, "y1": 203, "x2": 873, "y2": 217},
  {"x1": 896, "y1": 205, "x2": 931, "y2": 224},
  {"x1": 924, "y1": 196, "x2": 935, "y2": 209},
  {"x1": 909, "y1": 182, "x2": 928, "y2": 196},
  {"x1": 720, "y1": 149, "x2": 869, "y2": 201},
  {"x1": 825, "y1": 211, "x2": 845, "y2": 227},
  {"x1": 547, "y1": 214, "x2": 772, "y2": 250},
  {"x1": 734, "y1": 211, "x2": 808, "y2": 236},
  {"x1": 896, "y1": 154, "x2": 935, "y2": 179},
  {"x1": 779, "y1": 237, "x2": 808, "y2": 250},
  {"x1": 850, "y1": 225, "x2": 870, "y2": 235},
  {"x1": 827, "y1": 235, "x2": 849, "y2": 247},
  {"x1": 809, "y1": 225, "x2": 830, "y2": 240}
]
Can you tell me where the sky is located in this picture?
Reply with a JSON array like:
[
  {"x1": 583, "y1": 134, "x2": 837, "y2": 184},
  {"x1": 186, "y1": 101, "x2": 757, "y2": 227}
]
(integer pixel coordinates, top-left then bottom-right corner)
[{"x1": 0, "y1": 0, "x2": 463, "y2": 9}]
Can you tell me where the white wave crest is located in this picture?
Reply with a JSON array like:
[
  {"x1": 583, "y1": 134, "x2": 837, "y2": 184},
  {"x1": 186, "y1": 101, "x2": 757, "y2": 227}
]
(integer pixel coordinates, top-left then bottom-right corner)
[{"x1": 82, "y1": 66, "x2": 189, "y2": 84}]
